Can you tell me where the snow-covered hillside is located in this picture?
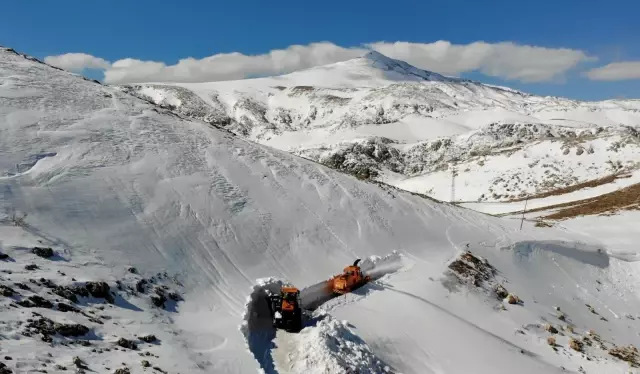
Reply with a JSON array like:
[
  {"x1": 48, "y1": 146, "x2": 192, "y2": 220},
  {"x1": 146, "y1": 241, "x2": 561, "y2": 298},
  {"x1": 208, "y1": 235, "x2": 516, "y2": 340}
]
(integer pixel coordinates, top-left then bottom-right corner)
[
  {"x1": 3, "y1": 46, "x2": 640, "y2": 374},
  {"x1": 119, "y1": 51, "x2": 640, "y2": 203}
]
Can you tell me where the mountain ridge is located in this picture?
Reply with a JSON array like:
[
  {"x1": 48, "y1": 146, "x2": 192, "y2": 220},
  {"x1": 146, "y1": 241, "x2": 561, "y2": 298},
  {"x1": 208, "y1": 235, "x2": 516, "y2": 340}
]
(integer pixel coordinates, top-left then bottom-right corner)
[{"x1": 118, "y1": 51, "x2": 640, "y2": 204}]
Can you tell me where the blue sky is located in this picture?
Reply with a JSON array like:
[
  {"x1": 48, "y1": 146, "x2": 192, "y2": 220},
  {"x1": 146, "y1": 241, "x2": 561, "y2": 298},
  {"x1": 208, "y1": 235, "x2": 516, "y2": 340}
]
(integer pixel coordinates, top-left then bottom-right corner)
[{"x1": 2, "y1": 0, "x2": 638, "y2": 100}]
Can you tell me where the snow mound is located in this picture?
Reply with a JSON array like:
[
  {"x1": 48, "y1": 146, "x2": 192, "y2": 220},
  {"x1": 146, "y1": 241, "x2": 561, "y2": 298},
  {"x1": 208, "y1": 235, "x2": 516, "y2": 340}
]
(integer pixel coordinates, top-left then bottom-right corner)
[{"x1": 275, "y1": 315, "x2": 391, "y2": 374}]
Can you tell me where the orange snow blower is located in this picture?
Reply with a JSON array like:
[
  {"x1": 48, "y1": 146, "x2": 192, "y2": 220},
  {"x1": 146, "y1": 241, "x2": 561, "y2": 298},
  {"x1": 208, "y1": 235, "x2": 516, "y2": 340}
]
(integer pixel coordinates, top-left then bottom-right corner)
[
  {"x1": 329, "y1": 259, "x2": 371, "y2": 295},
  {"x1": 268, "y1": 286, "x2": 302, "y2": 332}
]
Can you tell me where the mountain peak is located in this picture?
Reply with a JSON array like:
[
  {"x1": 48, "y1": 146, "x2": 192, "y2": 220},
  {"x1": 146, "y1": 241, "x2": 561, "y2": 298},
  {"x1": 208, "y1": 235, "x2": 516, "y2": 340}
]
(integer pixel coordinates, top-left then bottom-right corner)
[
  {"x1": 362, "y1": 50, "x2": 395, "y2": 63},
  {"x1": 360, "y1": 50, "x2": 456, "y2": 83}
]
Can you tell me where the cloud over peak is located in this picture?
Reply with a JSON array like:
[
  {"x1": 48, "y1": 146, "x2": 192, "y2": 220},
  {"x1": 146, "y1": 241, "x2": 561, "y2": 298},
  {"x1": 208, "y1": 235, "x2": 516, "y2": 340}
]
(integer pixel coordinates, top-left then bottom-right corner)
[
  {"x1": 368, "y1": 41, "x2": 594, "y2": 83},
  {"x1": 44, "y1": 41, "x2": 595, "y2": 85}
]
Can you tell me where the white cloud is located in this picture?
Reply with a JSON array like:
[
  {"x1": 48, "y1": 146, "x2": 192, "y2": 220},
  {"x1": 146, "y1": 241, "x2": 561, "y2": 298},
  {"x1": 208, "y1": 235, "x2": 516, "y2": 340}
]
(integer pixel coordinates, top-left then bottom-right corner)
[
  {"x1": 585, "y1": 61, "x2": 640, "y2": 81},
  {"x1": 368, "y1": 41, "x2": 594, "y2": 82},
  {"x1": 45, "y1": 41, "x2": 595, "y2": 84},
  {"x1": 44, "y1": 53, "x2": 111, "y2": 72},
  {"x1": 103, "y1": 42, "x2": 365, "y2": 84}
]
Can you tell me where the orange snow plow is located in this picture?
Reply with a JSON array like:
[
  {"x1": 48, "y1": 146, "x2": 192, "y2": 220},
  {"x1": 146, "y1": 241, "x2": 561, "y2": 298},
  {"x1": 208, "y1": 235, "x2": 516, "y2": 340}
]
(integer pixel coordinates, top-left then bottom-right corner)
[
  {"x1": 328, "y1": 259, "x2": 371, "y2": 295},
  {"x1": 268, "y1": 286, "x2": 302, "y2": 332}
]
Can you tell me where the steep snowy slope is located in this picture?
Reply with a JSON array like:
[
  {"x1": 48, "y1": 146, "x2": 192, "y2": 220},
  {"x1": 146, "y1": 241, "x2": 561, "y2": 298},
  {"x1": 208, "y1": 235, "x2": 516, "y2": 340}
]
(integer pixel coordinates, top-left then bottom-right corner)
[
  {"x1": 119, "y1": 52, "x2": 640, "y2": 203},
  {"x1": 2, "y1": 47, "x2": 640, "y2": 374}
]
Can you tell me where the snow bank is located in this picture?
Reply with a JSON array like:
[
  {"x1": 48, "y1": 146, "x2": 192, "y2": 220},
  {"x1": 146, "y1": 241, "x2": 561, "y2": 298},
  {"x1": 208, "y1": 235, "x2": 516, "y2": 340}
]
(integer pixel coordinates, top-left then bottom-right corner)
[{"x1": 275, "y1": 315, "x2": 391, "y2": 374}]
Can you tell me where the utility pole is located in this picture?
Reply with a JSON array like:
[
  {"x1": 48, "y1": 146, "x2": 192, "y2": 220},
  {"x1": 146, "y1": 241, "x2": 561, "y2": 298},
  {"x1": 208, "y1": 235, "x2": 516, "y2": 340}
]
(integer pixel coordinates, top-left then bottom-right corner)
[{"x1": 519, "y1": 197, "x2": 529, "y2": 230}]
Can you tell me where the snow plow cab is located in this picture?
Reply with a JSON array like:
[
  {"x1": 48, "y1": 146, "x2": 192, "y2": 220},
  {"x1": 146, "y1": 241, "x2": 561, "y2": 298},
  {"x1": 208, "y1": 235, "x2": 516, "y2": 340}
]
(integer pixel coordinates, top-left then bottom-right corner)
[
  {"x1": 330, "y1": 259, "x2": 371, "y2": 295},
  {"x1": 268, "y1": 286, "x2": 302, "y2": 332}
]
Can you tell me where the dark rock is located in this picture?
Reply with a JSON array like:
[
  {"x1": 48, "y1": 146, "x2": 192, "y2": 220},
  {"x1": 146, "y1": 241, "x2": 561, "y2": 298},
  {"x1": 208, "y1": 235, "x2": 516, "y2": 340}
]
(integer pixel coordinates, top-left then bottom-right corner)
[
  {"x1": 14, "y1": 283, "x2": 30, "y2": 291},
  {"x1": 495, "y1": 285, "x2": 509, "y2": 299},
  {"x1": 53, "y1": 286, "x2": 78, "y2": 303},
  {"x1": 86, "y1": 282, "x2": 114, "y2": 303},
  {"x1": 54, "y1": 323, "x2": 89, "y2": 337},
  {"x1": 73, "y1": 285, "x2": 89, "y2": 298},
  {"x1": 72, "y1": 356, "x2": 87, "y2": 369},
  {"x1": 0, "y1": 253, "x2": 9, "y2": 260},
  {"x1": 87, "y1": 317, "x2": 104, "y2": 325},
  {"x1": 41, "y1": 334, "x2": 53, "y2": 343},
  {"x1": 116, "y1": 338, "x2": 137, "y2": 350},
  {"x1": 168, "y1": 291, "x2": 182, "y2": 301},
  {"x1": 0, "y1": 363, "x2": 11, "y2": 374},
  {"x1": 114, "y1": 368, "x2": 130, "y2": 374},
  {"x1": 139, "y1": 334, "x2": 157, "y2": 343},
  {"x1": 56, "y1": 303, "x2": 79, "y2": 313},
  {"x1": 32, "y1": 247, "x2": 54, "y2": 258},
  {"x1": 18, "y1": 295, "x2": 54, "y2": 309},
  {"x1": 127, "y1": 267, "x2": 138, "y2": 274},
  {"x1": 135, "y1": 279, "x2": 147, "y2": 293},
  {"x1": 53, "y1": 365, "x2": 66, "y2": 371},
  {"x1": 153, "y1": 367, "x2": 167, "y2": 374},
  {"x1": 150, "y1": 294, "x2": 166, "y2": 308},
  {"x1": 3, "y1": 357, "x2": 11, "y2": 360},
  {"x1": 39, "y1": 278, "x2": 57, "y2": 289},
  {"x1": 0, "y1": 285, "x2": 15, "y2": 297},
  {"x1": 25, "y1": 264, "x2": 39, "y2": 271},
  {"x1": 141, "y1": 360, "x2": 150, "y2": 368},
  {"x1": 26, "y1": 316, "x2": 87, "y2": 340}
]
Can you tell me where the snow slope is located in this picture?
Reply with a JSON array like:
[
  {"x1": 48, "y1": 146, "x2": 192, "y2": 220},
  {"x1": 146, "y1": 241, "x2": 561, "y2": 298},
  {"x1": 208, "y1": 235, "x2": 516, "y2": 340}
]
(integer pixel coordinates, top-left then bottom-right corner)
[
  {"x1": 119, "y1": 51, "x2": 640, "y2": 204},
  {"x1": 2, "y1": 47, "x2": 640, "y2": 374}
]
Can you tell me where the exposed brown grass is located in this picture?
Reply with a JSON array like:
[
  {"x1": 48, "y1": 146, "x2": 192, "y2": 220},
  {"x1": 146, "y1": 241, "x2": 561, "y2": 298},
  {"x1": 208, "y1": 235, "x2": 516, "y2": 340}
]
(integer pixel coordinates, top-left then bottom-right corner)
[
  {"x1": 569, "y1": 337, "x2": 584, "y2": 352},
  {"x1": 508, "y1": 182, "x2": 640, "y2": 220},
  {"x1": 506, "y1": 293, "x2": 520, "y2": 304},
  {"x1": 544, "y1": 324, "x2": 559, "y2": 334},
  {"x1": 542, "y1": 183, "x2": 640, "y2": 220},
  {"x1": 509, "y1": 173, "x2": 629, "y2": 202},
  {"x1": 609, "y1": 345, "x2": 640, "y2": 367}
]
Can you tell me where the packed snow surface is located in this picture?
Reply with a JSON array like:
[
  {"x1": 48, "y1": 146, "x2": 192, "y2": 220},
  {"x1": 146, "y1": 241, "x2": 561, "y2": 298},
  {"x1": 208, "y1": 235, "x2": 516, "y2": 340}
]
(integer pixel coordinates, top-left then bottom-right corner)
[{"x1": 2, "y1": 47, "x2": 640, "y2": 374}]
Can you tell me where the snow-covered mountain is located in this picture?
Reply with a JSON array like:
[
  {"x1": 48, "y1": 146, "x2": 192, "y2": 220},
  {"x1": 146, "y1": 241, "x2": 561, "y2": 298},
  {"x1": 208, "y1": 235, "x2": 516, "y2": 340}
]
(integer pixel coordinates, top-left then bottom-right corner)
[
  {"x1": 119, "y1": 51, "x2": 640, "y2": 203},
  {"x1": 3, "y1": 46, "x2": 640, "y2": 374}
]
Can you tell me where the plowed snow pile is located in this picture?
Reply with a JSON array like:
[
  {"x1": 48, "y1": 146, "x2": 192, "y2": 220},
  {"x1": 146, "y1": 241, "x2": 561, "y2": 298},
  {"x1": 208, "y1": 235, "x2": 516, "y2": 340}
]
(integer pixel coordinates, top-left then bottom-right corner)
[
  {"x1": 2, "y1": 47, "x2": 640, "y2": 374},
  {"x1": 273, "y1": 315, "x2": 391, "y2": 374}
]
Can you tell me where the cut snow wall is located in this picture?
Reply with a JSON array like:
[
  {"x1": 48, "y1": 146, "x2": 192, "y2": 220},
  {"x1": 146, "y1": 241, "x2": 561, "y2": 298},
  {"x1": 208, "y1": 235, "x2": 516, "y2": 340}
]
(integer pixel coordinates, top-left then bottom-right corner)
[{"x1": 239, "y1": 277, "x2": 288, "y2": 374}]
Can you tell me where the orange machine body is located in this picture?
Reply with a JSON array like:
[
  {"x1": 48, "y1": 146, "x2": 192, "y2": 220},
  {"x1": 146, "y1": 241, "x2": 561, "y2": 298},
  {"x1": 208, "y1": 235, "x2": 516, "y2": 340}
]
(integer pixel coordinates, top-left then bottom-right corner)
[
  {"x1": 280, "y1": 287, "x2": 299, "y2": 312},
  {"x1": 329, "y1": 262, "x2": 371, "y2": 295}
]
